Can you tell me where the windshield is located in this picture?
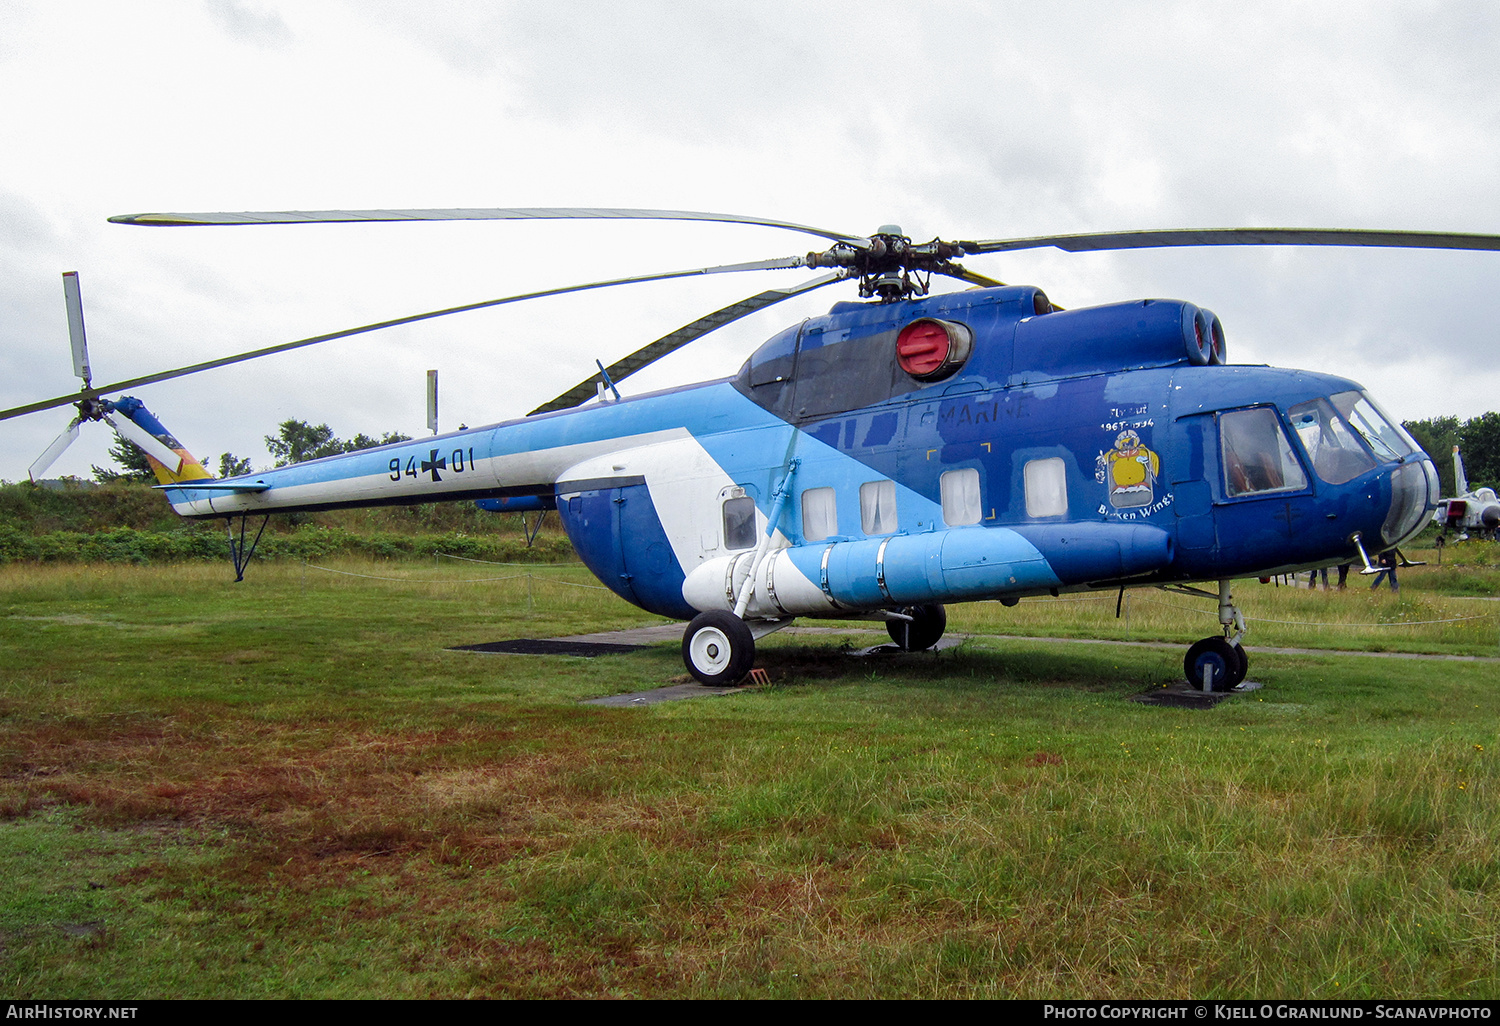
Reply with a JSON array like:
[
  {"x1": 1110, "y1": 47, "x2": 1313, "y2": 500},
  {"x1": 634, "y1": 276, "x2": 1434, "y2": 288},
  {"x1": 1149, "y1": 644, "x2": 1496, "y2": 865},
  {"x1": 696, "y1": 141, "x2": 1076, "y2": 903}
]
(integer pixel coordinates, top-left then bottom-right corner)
[
  {"x1": 1287, "y1": 398, "x2": 1376, "y2": 485},
  {"x1": 1331, "y1": 391, "x2": 1416, "y2": 462}
]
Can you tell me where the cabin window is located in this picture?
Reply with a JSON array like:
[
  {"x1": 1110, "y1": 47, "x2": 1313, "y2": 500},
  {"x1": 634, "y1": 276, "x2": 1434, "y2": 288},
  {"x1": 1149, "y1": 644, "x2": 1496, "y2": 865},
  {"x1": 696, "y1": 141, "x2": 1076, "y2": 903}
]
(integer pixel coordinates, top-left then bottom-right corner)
[
  {"x1": 1023, "y1": 458, "x2": 1069, "y2": 518},
  {"x1": 723, "y1": 495, "x2": 758, "y2": 550},
  {"x1": 1287, "y1": 398, "x2": 1376, "y2": 485},
  {"x1": 802, "y1": 487, "x2": 838, "y2": 542},
  {"x1": 1220, "y1": 407, "x2": 1309, "y2": 497},
  {"x1": 941, "y1": 468, "x2": 983, "y2": 525},
  {"x1": 859, "y1": 479, "x2": 898, "y2": 535}
]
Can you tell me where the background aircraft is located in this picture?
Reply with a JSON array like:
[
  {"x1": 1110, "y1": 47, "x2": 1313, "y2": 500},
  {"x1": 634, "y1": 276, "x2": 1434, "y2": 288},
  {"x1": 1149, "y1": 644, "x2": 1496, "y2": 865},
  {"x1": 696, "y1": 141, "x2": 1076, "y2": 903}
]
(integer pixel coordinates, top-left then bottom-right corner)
[{"x1": 1433, "y1": 446, "x2": 1500, "y2": 539}]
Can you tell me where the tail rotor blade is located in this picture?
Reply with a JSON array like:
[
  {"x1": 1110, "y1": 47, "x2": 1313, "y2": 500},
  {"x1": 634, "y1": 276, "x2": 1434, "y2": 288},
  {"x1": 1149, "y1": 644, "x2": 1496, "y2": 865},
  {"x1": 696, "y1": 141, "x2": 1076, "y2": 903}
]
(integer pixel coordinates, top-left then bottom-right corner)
[
  {"x1": 29, "y1": 418, "x2": 82, "y2": 483},
  {"x1": 103, "y1": 412, "x2": 183, "y2": 474},
  {"x1": 62, "y1": 272, "x2": 92, "y2": 387}
]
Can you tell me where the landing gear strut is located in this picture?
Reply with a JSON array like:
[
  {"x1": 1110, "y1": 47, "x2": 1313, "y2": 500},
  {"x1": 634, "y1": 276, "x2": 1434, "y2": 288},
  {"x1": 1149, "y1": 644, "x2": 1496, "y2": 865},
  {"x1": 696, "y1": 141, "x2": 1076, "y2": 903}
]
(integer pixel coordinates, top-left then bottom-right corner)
[{"x1": 1182, "y1": 580, "x2": 1248, "y2": 692}]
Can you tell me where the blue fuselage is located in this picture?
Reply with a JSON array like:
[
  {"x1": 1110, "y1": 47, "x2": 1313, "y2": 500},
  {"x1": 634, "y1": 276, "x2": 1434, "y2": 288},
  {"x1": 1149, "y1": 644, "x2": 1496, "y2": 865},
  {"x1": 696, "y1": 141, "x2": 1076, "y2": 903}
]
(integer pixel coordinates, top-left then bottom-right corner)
[{"x1": 163, "y1": 285, "x2": 1438, "y2": 621}]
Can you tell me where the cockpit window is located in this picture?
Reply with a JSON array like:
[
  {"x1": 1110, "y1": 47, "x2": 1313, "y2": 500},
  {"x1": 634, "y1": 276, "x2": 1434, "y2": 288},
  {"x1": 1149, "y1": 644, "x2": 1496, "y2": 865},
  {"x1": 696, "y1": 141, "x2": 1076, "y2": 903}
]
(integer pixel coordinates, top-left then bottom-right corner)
[
  {"x1": 1331, "y1": 391, "x2": 1416, "y2": 462},
  {"x1": 1220, "y1": 407, "x2": 1309, "y2": 497},
  {"x1": 1287, "y1": 398, "x2": 1377, "y2": 485}
]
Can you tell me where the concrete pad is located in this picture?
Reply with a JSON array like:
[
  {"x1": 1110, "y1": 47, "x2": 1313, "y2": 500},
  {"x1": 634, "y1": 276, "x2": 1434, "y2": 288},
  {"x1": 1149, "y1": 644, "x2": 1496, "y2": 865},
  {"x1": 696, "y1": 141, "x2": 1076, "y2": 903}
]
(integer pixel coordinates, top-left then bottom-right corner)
[
  {"x1": 559, "y1": 625, "x2": 684, "y2": 646},
  {"x1": 1130, "y1": 679, "x2": 1262, "y2": 709},
  {"x1": 452, "y1": 638, "x2": 645, "y2": 657}
]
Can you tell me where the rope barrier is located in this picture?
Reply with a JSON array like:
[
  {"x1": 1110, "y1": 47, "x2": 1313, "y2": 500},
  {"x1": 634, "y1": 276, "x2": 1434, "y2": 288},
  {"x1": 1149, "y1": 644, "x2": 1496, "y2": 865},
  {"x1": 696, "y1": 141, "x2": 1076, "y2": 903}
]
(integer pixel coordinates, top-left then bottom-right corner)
[
  {"x1": 1131, "y1": 593, "x2": 1492, "y2": 627},
  {"x1": 305, "y1": 564, "x2": 534, "y2": 583},
  {"x1": 1002, "y1": 590, "x2": 1491, "y2": 627},
  {"x1": 303, "y1": 562, "x2": 609, "y2": 590},
  {"x1": 434, "y1": 552, "x2": 584, "y2": 568},
  {"x1": 1249, "y1": 613, "x2": 1487, "y2": 627}
]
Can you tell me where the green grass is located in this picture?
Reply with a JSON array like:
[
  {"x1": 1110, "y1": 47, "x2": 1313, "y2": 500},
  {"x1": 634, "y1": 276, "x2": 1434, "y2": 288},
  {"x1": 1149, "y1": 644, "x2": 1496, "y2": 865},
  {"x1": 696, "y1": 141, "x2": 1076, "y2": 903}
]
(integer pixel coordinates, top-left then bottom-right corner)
[
  {"x1": 2, "y1": 558, "x2": 1498, "y2": 998},
  {"x1": 944, "y1": 541, "x2": 1500, "y2": 658}
]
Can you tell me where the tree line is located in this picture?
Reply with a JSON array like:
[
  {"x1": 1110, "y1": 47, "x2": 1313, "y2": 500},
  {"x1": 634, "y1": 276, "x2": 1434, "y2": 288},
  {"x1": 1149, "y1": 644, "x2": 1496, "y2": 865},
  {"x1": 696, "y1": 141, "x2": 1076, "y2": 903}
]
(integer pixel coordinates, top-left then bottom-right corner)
[
  {"x1": 1402, "y1": 413, "x2": 1500, "y2": 496},
  {"x1": 93, "y1": 419, "x2": 412, "y2": 484}
]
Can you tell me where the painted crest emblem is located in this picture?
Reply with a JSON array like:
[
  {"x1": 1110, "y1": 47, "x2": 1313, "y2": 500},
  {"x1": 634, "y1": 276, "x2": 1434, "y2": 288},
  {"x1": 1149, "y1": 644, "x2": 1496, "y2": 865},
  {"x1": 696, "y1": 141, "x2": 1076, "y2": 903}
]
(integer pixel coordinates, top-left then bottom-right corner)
[{"x1": 1097, "y1": 429, "x2": 1160, "y2": 509}]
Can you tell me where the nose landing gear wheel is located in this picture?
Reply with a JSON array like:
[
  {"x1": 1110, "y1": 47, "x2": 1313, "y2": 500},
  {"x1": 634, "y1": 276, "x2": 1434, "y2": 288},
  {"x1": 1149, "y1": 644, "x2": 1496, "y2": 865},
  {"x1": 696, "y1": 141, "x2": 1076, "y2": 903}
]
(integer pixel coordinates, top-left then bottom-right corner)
[
  {"x1": 683, "y1": 610, "x2": 756, "y2": 686},
  {"x1": 1184, "y1": 637, "x2": 1248, "y2": 692}
]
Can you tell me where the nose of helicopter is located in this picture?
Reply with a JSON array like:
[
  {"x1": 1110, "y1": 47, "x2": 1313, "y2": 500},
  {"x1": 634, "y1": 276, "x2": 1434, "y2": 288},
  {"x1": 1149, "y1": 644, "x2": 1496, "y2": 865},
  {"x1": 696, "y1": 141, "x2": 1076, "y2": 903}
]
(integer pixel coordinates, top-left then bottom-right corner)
[{"x1": 1380, "y1": 454, "x2": 1440, "y2": 549}]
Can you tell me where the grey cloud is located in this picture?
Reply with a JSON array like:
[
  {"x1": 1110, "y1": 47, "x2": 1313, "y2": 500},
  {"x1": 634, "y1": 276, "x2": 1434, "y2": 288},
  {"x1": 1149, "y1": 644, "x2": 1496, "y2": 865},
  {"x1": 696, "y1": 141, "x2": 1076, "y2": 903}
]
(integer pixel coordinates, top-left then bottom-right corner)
[{"x1": 204, "y1": 0, "x2": 292, "y2": 48}]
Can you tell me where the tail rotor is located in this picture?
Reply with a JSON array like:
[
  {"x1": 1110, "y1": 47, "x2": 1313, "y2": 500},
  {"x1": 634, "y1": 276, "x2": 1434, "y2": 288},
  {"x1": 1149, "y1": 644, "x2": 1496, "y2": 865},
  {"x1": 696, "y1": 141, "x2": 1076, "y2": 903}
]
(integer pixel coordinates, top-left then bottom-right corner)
[{"x1": 26, "y1": 272, "x2": 193, "y2": 483}]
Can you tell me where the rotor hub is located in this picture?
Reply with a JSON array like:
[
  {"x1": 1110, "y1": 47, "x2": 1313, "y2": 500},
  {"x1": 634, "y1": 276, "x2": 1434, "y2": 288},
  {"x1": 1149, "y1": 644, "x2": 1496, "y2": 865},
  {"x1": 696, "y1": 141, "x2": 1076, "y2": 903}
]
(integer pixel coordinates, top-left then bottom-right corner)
[
  {"x1": 76, "y1": 397, "x2": 109, "y2": 422},
  {"x1": 804, "y1": 227, "x2": 971, "y2": 301}
]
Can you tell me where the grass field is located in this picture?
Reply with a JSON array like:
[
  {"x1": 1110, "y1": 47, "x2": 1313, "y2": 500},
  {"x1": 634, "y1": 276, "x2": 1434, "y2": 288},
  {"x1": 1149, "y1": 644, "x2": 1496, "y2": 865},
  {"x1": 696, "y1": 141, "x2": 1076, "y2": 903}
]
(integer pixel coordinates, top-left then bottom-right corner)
[{"x1": 2, "y1": 549, "x2": 1498, "y2": 999}]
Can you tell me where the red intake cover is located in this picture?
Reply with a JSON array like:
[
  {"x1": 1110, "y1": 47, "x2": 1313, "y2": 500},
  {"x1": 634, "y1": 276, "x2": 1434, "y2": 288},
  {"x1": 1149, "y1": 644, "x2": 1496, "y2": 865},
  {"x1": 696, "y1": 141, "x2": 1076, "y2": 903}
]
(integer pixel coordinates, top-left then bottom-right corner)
[{"x1": 897, "y1": 320, "x2": 953, "y2": 378}]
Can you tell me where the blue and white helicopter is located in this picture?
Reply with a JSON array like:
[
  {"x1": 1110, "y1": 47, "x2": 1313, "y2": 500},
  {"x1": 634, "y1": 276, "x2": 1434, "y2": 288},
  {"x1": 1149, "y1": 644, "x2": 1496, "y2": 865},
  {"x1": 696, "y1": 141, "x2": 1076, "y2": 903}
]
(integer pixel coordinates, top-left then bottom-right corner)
[{"x1": 10, "y1": 209, "x2": 1491, "y2": 692}]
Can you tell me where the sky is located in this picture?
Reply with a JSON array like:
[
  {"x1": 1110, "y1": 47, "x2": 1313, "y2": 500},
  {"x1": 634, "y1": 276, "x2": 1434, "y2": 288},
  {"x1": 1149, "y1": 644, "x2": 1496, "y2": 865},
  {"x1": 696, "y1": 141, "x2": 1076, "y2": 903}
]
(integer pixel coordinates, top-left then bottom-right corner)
[{"x1": 2, "y1": 0, "x2": 1498, "y2": 482}]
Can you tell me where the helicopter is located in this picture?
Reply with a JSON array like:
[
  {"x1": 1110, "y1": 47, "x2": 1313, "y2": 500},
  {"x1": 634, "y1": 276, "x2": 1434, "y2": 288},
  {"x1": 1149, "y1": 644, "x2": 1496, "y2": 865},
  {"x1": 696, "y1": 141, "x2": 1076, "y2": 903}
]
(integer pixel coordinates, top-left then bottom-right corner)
[
  {"x1": 1433, "y1": 446, "x2": 1500, "y2": 540},
  {"x1": 8, "y1": 208, "x2": 1492, "y2": 693}
]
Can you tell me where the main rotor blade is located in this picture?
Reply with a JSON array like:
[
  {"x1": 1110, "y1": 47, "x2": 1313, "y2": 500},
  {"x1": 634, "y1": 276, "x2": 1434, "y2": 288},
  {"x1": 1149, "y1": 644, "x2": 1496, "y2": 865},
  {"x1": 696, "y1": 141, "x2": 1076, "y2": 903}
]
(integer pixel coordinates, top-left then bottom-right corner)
[
  {"x1": 935, "y1": 264, "x2": 1007, "y2": 288},
  {"x1": 0, "y1": 255, "x2": 815, "y2": 423},
  {"x1": 529, "y1": 272, "x2": 847, "y2": 416},
  {"x1": 932, "y1": 265, "x2": 1067, "y2": 310},
  {"x1": 961, "y1": 228, "x2": 1500, "y2": 255},
  {"x1": 28, "y1": 417, "x2": 81, "y2": 483},
  {"x1": 109, "y1": 207, "x2": 867, "y2": 245},
  {"x1": 104, "y1": 412, "x2": 184, "y2": 473},
  {"x1": 62, "y1": 272, "x2": 92, "y2": 387}
]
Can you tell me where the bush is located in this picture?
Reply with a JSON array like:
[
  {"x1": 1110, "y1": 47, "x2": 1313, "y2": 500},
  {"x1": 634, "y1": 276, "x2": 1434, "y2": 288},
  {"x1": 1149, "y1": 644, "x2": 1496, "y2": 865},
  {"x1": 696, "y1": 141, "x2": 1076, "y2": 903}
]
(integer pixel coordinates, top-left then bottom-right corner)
[{"x1": 0, "y1": 483, "x2": 574, "y2": 566}]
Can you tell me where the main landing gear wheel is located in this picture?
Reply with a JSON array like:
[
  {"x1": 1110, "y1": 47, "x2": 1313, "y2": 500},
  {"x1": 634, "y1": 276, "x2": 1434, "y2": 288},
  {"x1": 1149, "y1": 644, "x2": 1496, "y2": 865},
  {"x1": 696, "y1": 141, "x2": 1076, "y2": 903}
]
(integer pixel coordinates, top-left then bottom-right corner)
[
  {"x1": 886, "y1": 603, "x2": 947, "y2": 651},
  {"x1": 1184, "y1": 637, "x2": 1247, "y2": 692},
  {"x1": 683, "y1": 610, "x2": 756, "y2": 686}
]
